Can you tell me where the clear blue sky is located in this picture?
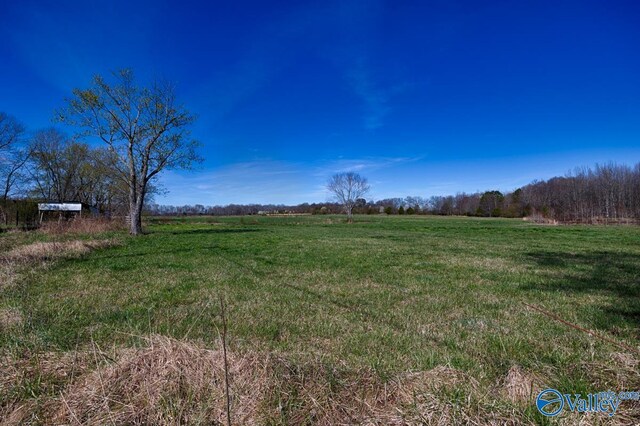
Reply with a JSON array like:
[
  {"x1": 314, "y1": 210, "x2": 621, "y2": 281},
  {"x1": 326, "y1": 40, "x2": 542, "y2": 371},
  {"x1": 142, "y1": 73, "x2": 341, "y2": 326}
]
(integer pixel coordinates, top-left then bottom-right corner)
[{"x1": 1, "y1": 0, "x2": 639, "y2": 205}]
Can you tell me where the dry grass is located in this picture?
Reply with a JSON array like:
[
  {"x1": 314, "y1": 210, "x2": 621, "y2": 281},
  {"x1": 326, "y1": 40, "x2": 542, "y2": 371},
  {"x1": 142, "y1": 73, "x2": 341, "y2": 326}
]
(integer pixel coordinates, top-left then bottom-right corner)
[
  {"x1": 39, "y1": 218, "x2": 123, "y2": 235},
  {"x1": 1, "y1": 334, "x2": 638, "y2": 425},
  {"x1": 0, "y1": 349, "x2": 100, "y2": 425},
  {"x1": 500, "y1": 365, "x2": 538, "y2": 404},
  {"x1": 0, "y1": 262, "x2": 19, "y2": 290},
  {"x1": 0, "y1": 307, "x2": 23, "y2": 330},
  {"x1": 523, "y1": 214, "x2": 559, "y2": 225},
  {"x1": 291, "y1": 365, "x2": 485, "y2": 425},
  {"x1": 0, "y1": 336, "x2": 534, "y2": 426},
  {"x1": 2, "y1": 240, "x2": 116, "y2": 264},
  {"x1": 52, "y1": 335, "x2": 267, "y2": 425},
  {"x1": 0, "y1": 239, "x2": 119, "y2": 290}
]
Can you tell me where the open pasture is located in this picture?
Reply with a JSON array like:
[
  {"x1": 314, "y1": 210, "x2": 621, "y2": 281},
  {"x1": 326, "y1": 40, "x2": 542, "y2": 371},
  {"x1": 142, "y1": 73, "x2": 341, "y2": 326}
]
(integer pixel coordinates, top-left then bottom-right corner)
[{"x1": 1, "y1": 215, "x2": 639, "y2": 424}]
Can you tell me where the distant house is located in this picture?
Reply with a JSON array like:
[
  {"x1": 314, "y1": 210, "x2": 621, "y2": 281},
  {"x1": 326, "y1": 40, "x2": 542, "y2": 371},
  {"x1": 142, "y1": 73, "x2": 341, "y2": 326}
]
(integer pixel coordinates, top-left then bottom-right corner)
[{"x1": 37, "y1": 202, "x2": 83, "y2": 223}]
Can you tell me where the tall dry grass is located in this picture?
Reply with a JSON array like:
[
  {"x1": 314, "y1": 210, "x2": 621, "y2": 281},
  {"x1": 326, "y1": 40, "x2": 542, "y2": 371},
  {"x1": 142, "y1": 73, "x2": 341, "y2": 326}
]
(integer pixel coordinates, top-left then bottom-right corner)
[
  {"x1": 39, "y1": 218, "x2": 123, "y2": 235},
  {"x1": 0, "y1": 239, "x2": 119, "y2": 291},
  {"x1": 0, "y1": 218, "x2": 121, "y2": 289},
  {"x1": 3, "y1": 335, "x2": 636, "y2": 425},
  {"x1": 3, "y1": 336, "x2": 474, "y2": 425}
]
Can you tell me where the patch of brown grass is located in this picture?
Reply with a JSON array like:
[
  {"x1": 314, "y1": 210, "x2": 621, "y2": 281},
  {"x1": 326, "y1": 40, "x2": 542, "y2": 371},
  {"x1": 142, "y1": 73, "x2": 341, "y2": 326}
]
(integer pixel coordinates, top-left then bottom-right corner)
[
  {"x1": 0, "y1": 239, "x2": 119, "y2": 290},
  {"x1": 523, "y1": 214, "x2": 559, "y2": 225},
  {"x1": 50, "y1": 336, "x2": 482, "y2": 425},
  {"x1": 3, "y1": 336, "x2": 638, "y2": 425},
  {"x1": 500, "y1": 365, "x2": 537, "y2": 404},
  {"x1": 0, "y1": 307, "x2": 23, "y2": 330},
  {"x1": 51, "y1": 338, "x2": 516, "y2": 425},
  {"x1": 1, "y1": 336, "x2": 518, "y2": 425},
  {"x1": 39, "y1": 218, "x2": 123, "y2": 235},
  {"x1": 580, "y1": 352, "x2": 640, "y2": 392},
  {"x1": 0, "y1": 262, "x2": 19, "y2": 290},
  {"x1": 52, "y1": 335, "x2": 267, "y2": 425},
  {"x1": 2, "y1": 240, "x2": 117, "y2": 264}
]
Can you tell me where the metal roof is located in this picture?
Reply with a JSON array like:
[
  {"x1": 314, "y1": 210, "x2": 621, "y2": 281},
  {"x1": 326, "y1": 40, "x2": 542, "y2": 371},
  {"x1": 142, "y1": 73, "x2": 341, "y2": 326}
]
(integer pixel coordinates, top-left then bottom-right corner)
[{"x1": 37, "y1": 203, "x2": 82, "y2": 212}]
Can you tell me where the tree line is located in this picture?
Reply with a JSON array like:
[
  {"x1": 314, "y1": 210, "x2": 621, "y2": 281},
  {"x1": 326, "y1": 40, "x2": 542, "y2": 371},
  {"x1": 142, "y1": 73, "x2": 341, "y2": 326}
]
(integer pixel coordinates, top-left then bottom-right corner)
[
  {"x1": 147, "y1": 162, "x2": 640, "y2": 224},
  {"x1": 422, "y1": 163, "x2": 640, "y2": 223}
]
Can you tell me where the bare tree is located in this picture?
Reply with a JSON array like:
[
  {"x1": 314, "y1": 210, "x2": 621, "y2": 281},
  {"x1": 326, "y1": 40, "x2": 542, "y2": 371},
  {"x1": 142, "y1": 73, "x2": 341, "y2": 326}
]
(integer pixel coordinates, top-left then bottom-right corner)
[
  {"x1": 0, "y1": 112, "x2": 30, "y2": 205},
  {"x1": 326, "y1": 172, "x2": 370, "y2": 223},
  {"x1": 29, "y1": 129, "x2": 89, "y2": 203},
  {"x1": 57, "y1": 69, "x2": 201, "y2": 235}
]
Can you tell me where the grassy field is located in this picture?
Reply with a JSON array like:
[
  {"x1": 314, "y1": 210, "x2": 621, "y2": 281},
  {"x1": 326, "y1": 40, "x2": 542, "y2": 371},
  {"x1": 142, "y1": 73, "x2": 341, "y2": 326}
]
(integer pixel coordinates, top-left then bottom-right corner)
[{"x1": 1, "y1": 215, "x2": 639, "y2": 424}]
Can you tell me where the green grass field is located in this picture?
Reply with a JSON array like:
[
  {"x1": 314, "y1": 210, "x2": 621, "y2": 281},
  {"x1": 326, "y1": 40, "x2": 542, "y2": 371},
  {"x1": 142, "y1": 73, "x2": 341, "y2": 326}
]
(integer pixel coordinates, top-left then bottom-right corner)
[{"x1": 1, "y1": 215, "x2": 639, "y2": 424}]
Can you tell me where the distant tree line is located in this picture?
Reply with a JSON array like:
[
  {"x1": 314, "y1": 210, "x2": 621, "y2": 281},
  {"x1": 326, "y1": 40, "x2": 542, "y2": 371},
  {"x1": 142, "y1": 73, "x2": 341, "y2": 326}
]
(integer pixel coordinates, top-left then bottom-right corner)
[
  {"x1": 145, "y1": 202, "x2": 346, "y2": 216},
  {"x1": 420, "y1": 163, "x2": 640, "y2": 223},
  {"x1": 147, "y1": 163, "x2": 640, "y2": 224},
  {"x1": 521, "y1": 163, "x2": 640, "y2": 222}
]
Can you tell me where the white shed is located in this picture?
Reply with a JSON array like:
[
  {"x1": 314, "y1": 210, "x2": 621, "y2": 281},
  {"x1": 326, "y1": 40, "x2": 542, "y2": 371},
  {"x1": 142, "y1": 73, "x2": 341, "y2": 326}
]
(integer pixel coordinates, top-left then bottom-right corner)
[{"x1": 37, "y1": 203, "x2": 83, "y2": 222}]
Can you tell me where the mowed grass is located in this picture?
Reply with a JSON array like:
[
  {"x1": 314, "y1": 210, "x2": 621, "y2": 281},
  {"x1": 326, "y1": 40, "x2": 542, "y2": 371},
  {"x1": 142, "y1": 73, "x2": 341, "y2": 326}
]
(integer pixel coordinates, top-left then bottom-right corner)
[{"x1": 1, "y1": 215, "x2": 639, "y2": 421}]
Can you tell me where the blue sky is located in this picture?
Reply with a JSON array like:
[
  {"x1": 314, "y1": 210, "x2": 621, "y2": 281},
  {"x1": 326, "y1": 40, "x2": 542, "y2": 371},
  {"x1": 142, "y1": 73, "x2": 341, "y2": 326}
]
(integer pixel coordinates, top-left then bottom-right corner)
[{"x1": 1, "y1": 0, "x2": 639, "y2": 205}]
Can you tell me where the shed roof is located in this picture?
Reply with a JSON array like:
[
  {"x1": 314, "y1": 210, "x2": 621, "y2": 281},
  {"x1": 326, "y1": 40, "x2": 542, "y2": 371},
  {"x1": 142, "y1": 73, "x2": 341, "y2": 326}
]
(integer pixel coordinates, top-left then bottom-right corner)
[{"x1": 38, "y1": 203, "x2": 82, "y2": 212}]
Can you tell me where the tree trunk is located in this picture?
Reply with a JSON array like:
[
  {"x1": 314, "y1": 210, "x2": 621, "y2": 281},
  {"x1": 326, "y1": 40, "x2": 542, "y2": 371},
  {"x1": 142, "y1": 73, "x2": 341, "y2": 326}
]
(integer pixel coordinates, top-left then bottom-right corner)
[
  {"x1": 128, "y1": 182, "x2": 147, "y2": 235},
  {"x1": 128, "y1": 182, "x2": 143, "y2": 235},
  {"x1": 347, "y1": 207, "x2": 353, "y2": 223},
  {"x1": 129, "y1": 199, "x2": 143, "y2": 235},
  {"x1": 1, "y1": 196, "x2": 7, "y2": 226}
]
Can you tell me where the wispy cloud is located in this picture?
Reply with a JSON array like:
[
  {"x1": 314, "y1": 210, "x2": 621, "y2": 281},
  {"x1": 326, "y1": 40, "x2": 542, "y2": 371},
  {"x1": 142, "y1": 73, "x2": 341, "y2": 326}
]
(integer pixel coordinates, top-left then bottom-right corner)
[
  {"x1": 347, "y1": 58, "x2": 408, "y2": 130},
  {"x1": 347, "y1": 61, "x2": 391, "y2": 130},
  {"x1": 157, "y1": 160, "x2": 309, "y2": 205},
  {"x1": 314, "y1": 156, "x2": 423, "y2": 175}
]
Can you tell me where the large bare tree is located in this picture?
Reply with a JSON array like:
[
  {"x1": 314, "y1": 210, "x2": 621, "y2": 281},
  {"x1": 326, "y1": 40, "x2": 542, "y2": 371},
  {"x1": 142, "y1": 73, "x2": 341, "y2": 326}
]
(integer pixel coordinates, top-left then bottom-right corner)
[
  {"x1": 58, "y1": 69, "x2": 201, "y2": 235},
  {"x1": 326, "y1": 172, "x2": 370, "y2": 223}
]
